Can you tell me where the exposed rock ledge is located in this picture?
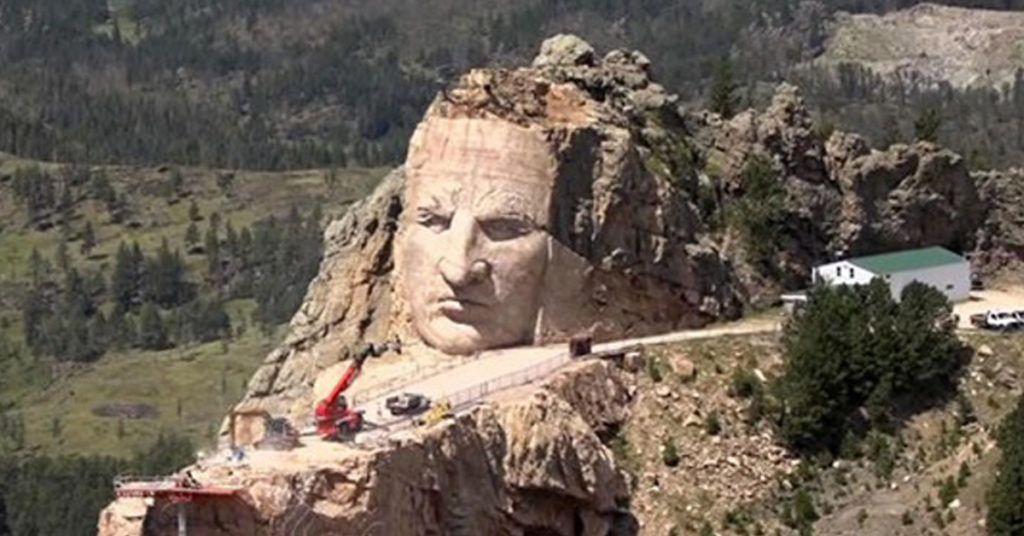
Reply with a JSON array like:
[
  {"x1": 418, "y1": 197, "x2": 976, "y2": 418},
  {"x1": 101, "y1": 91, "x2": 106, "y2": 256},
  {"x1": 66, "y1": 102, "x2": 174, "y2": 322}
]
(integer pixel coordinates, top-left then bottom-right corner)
[{"x1": 98, "y1": 360, "x2": 638, "y2": 536}]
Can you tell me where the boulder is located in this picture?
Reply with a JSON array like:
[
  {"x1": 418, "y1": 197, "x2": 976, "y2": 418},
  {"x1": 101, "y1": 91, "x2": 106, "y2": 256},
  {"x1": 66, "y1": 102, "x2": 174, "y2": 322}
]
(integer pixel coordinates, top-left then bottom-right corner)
[{"x1": 533, "y1": 34, "x2": 597, "y2": 67}]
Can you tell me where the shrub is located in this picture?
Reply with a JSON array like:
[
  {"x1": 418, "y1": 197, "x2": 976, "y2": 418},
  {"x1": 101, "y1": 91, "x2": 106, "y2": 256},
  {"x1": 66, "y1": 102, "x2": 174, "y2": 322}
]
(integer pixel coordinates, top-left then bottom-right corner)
[
  {"x1": 731, "y1": 367, "x2": 762, "y2": 399},
  {"x1": 957, "y1": 462, "x2": 971, "y2": 488},
  {"x1": 646, "y1": 354, "x2": 664, "y2": 383},
  {"x1": 662, "y1": 437, "x2": 680, "y2": 467},
  {"x1": 788, "y1": 488, "x2": 819, "y2": 534},
  {"x1": 705, "y1": 411, "x2": 722, "y2": 436},
  {"x1": 938, "y1": 476, "x2": 957, "y2": 507},
  {"x1": 866, "y1": 431, "x2": 895, "y2": 480}
]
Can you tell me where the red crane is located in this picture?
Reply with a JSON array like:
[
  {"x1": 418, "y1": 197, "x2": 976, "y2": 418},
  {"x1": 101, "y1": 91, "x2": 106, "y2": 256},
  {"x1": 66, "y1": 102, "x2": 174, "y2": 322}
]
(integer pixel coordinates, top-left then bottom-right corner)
[{"x1": 314, "y1": 352, "x2": 369, "y2": 440}]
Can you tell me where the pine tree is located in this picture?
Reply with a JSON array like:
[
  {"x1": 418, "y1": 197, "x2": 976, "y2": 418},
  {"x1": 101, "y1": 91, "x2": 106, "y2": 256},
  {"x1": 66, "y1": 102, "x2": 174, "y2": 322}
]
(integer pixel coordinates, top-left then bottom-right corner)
[
  {"x1": 110, "y1": 242, "x2": 139, "y2": 313},
  {"x1": 914, "y1": 106, "x2": 943, "y2": 142},
  {"x1": 881, "y1": 115, "x2": 902, "y2": 147},
  {"x1": 63, "y1": 267, "x2": 94, "y2": 317},
  {"x1": 188, "y1": 200, "x2": 201, "y2": 222},
  {"x1": 0, "y1": 487, "x2": 9, "y2": 536},
  {"x1": 710, "y1": 54, "x2": 739, "y2": 119},
  {"x1": 27, "y1": 248, "x2": 50, "y2": 289},
  {"x1": 988, "y1": 393, "x2": 1024, "y2": 535},
  {"x1": 777, "y1": 280, "x2": 965, "y2": 453},
  {"x1": 21, "y1": 289, "x2": 47, "y2": 353},
  {"x1": 168, "y1": 168, "x2": 184, "y2": 197},
  {"x1": 184, "y1": 222, "x2": 201, "y2": 252},
  {"x1": 324, "y1": 167, "x2": 339, "y2": 189},
  {"x1": 205, "y1": 226, "x2": 221, "y2": 280},
  {"x1": 137, "y1": 304, "x2": 170, "y2": 350},
  {"x1": 144, "y1": 238, "x2": 191, "y2": 307},
  {"x1": 55, "y1": 240, "x2": 71, "y2": 275},
  {"x1": 80, "y1": 221, "x2": 96, "y2": 257},
  {"x1": 216, "y1": 172, "x2": 234, "y2": 195}
]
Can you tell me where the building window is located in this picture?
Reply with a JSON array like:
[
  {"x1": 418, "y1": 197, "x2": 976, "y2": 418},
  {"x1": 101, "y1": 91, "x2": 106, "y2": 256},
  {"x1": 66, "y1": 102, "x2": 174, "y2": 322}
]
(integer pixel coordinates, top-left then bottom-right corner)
[
  {"x1": 885, "y1": 274, "x2": 891, "y2": 280},
  {"x1": 946, "y1": 284, "x2": 954, "y2": 291},
  {"x1": 849, "y1": 268, "x2": 854, "y2": 278},
  {"x1": 837, "y1": 266, "x2": 842, "y2": 277}
]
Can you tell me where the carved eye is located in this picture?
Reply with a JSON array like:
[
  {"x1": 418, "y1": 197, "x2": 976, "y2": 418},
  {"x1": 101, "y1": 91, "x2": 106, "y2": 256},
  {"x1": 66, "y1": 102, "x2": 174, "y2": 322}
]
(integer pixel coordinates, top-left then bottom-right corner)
[
  {"x1": 416, "y1": 209, "x2": 450, "y2": 233},
  {"x1": 480, "y1": 216, "x2": 533, "y2": 241}
]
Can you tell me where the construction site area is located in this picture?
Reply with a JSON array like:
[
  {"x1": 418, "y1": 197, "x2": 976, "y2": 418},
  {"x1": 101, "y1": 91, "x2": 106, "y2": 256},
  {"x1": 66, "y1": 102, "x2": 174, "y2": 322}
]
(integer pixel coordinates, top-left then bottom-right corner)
[{"x1": 105, "y1": 318, "x2": 779, "y2": 535}]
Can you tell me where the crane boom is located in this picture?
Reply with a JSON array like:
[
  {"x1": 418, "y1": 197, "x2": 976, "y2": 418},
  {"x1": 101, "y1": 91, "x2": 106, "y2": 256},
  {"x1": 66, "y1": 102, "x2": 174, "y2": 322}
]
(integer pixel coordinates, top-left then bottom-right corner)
[
  {"x1": 314, "y1": 352, "x2": 370, "y2": 440},
  {"x1": 323, "y1": 353, "x2": 367, "y2": 407}
]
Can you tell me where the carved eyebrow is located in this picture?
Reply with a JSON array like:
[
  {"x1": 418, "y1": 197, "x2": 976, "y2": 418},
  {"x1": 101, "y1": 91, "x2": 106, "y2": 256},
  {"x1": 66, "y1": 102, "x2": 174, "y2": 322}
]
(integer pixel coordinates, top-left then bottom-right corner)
[
  {"x1": 474, "y1": 186, "x2": 544, "y2": 216},
  {"x1": 414, "y1": 191, "x2": 456, "y2": 213}
]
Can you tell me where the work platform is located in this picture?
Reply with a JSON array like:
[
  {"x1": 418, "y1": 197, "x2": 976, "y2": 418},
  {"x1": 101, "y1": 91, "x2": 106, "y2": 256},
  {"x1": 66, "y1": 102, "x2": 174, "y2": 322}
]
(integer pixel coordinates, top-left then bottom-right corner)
[
  {"x1": 114, "y1": 476, "x2": 241, "y2": 536},
  {"x1": 114, "y1": 484, "x2": 239, "y2": 502}
]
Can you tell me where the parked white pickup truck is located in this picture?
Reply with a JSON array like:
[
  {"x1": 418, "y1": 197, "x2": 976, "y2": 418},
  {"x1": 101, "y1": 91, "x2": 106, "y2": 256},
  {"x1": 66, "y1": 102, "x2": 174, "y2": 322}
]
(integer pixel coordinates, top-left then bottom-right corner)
[{"x1": 970, "y1": 310, "x2": 1022, "y2": 330}]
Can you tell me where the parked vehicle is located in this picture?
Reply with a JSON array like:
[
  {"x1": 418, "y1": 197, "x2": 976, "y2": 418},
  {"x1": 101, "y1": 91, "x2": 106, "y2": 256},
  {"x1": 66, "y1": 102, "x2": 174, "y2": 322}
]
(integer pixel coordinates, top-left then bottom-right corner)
[
  {"x1": 970, "y1": 310, "x2": 1021, "y2": 331},
  {"x1": 417, "y1": 399, "x2": 453, "y2": 427},
  {"x1": 971, "y1": 273, "x2": 985, "y2": 291},
  {"x1": 385, "y1": 392, "x2": 430, "y2": 416}
]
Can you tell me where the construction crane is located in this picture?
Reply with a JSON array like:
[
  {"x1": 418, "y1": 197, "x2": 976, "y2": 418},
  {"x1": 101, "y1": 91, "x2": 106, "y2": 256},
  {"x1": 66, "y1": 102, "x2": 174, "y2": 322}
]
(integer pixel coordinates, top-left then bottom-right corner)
[{"x1": 314, "y1": 351, "x2": 369, "y2": 441}]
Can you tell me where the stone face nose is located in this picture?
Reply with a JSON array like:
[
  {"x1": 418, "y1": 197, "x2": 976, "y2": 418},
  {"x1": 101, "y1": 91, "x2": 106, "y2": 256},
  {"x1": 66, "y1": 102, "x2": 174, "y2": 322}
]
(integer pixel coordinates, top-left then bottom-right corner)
[{"x1": 438, "y1": 213, "x2": 488, "y2": 288}]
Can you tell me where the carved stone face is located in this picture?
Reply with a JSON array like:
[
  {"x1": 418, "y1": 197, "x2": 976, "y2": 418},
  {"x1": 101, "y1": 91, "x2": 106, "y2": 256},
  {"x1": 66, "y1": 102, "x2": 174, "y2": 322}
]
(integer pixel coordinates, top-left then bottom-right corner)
[{"x1": 399, "y1": 118, "x2": 556, "y2": 354}]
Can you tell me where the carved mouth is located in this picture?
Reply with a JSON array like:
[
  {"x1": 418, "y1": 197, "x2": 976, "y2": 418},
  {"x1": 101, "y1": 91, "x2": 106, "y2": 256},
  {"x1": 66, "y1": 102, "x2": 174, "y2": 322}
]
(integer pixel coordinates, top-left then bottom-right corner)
[{"x1": 435, "y1": 297, "x2": 489, "y2": 319}]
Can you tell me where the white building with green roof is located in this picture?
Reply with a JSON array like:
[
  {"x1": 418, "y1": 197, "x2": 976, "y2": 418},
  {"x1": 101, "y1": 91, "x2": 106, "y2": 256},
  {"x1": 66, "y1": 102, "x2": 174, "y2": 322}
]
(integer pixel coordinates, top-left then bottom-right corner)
[{"x1": 812, "y1": 246, "x2": 970, "y2": 302}]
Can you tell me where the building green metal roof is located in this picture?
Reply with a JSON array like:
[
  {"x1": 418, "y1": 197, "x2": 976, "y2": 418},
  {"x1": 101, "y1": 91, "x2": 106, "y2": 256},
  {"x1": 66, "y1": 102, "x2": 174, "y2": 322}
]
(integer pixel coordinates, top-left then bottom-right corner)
[{"x1": 849, "y1": 246, "x2": 965, "y2": 274}]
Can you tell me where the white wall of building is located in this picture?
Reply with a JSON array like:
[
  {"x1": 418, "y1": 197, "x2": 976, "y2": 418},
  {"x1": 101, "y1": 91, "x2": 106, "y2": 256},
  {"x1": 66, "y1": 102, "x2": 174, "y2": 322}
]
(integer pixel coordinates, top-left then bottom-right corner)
[
  {"x1": 886, "y1": 262, "x2": 970, "y2": 303},
  {"x1": 813, "y1": 261, "x2": 878, "y2": 286},
  {"x1": 811, "y1": 259, "x2": 971, "y2": 303}
]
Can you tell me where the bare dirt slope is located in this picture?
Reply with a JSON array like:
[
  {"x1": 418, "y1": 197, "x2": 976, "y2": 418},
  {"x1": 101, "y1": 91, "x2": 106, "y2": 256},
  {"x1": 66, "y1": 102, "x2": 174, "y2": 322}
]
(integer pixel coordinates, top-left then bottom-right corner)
[{"x1": 816, "y1": 3, "x2": 1024, "y2": 89}]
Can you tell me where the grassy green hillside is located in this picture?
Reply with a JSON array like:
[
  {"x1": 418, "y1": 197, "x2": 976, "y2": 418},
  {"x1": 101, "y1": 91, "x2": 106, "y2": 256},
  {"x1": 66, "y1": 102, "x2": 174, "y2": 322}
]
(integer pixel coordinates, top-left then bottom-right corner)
[{"x1": 0, "y1": 153, "x2": 386, "y2": 458}]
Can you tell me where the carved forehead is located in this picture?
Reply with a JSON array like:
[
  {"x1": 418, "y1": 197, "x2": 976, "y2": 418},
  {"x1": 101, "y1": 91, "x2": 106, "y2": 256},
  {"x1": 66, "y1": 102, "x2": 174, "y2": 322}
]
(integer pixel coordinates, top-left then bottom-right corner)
[
  {"x1": 406, "y1": 117, "x2": 557, "y2": 190},
  {"x1": 405, "y1": 117, "x2": 556, "y2": 220}
]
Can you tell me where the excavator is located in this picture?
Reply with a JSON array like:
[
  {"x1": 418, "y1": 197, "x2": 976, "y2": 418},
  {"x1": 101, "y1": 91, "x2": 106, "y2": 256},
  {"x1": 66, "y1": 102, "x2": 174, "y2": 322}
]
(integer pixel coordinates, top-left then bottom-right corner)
[{"x1": 314, "y1": 352, "x2": 369, "y2": 441}]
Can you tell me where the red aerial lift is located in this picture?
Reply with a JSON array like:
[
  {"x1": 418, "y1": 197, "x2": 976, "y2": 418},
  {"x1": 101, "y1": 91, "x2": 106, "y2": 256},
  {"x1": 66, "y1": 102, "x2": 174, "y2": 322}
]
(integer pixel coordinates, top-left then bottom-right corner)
[{"x1": 314, "y1": 352, "x2": 369, "y2": 440}]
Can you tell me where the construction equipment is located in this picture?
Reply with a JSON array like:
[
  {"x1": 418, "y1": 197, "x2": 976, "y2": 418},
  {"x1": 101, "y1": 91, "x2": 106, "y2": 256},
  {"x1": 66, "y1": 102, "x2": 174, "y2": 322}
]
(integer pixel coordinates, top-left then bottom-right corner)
[
  {"x1": 569, "y1": 333, "x2": 593, "y2": 357},
  {"x1": 314, "y1": 352, "x2": 369, "y2": 441},
  {"x1": 417, "y1": 399, "x2": 453, "y2": 428}
]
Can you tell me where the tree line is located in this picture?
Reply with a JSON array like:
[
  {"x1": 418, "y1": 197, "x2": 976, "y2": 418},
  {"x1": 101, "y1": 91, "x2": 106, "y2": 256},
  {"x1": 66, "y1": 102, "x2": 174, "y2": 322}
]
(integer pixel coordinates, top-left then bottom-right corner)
[
  {"x1": 0, "y1": 431, "x2": 194, "y2": 536},
  {"x1": 6, "y1": 0, "x2": 1024, "y2": 171},
  {"x1": 773, "y1": 279, "x2": 969, "y2": 453},
  {"x1": 15, "y1": 193, "x2": 323, "y2": 364}
]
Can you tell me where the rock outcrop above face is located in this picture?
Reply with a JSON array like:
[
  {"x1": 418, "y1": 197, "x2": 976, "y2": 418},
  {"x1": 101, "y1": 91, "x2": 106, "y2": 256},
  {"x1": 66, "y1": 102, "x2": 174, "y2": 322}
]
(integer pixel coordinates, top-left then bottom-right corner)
[
  {"x1": 98, "y1": 361, "x2": 636, "y2": 536},
  {"x1": 691, "y1": 82, "x2": 986, "y2": 303}
]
